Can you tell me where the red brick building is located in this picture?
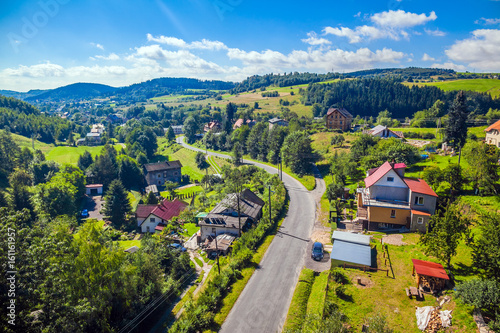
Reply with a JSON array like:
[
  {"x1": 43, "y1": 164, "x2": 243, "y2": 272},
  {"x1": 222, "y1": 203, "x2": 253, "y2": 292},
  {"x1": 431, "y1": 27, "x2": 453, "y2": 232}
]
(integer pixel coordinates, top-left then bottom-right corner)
[{"x1": 326, "y1": 107, "x2": 353, "y2": 131}]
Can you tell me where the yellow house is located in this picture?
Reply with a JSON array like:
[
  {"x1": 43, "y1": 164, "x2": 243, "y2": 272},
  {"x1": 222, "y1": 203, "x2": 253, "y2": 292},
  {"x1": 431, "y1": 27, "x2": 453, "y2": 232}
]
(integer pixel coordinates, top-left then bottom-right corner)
[
  {"x1": 355, "y1": 162, "x2": 437, "y2": 232},
  {"x1": 485, "y1": 120, "x2": 500, "y2": 148}
]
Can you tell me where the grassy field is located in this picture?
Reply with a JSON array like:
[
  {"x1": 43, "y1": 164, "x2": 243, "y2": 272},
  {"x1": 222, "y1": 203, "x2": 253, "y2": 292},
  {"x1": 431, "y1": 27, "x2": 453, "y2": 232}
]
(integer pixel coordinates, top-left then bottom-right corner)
[
  {"x1": 306, "y1": 271, "x2": 329, "y2": 316},
  {"x1": 179, "y1": 222, "x2": 199, "y2": 238},
  {"x1": 128, "y1": 190, "x2": 142, "y2": 212},
  {"x1": 115, "y1": 239, "x2": 141, "y2": 249},
  {"x1": 6, "y1": 130, "x2": 55, "y2": 154},
  {"x1": 45, "y1": 144, "x2": 123, "y2": 165},
  {"x1": 404, "y1": 78, "x2": 500, "y2": 98},
  {"x1": 324, "y1": 233, "x2": 477, "y2": 332}
]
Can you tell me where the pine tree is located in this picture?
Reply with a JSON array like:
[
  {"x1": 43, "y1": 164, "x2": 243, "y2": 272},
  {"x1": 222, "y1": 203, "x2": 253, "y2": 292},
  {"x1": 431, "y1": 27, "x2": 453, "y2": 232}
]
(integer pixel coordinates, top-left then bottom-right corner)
[
  {"x1": 103, "y1": 179, "x2": 131, "y2": 226},
  {"x1": 444, "y1": 90, "x2": 468, "y2": 149},
  {"x1": 166, "y1": 126, "x2": 176, "y2": 142}
]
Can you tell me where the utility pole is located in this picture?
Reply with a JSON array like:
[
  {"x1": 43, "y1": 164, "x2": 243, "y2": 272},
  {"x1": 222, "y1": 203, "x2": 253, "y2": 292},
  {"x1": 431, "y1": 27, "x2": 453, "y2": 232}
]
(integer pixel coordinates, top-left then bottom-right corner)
[
  {"x1": 268, "y1": 185, "x2": 272, "y2": 224},
  {"x1": 215, "y1": 235, "x2": 220, "y2": 274},
  {"x1": 237, "y1": 191, "x2": 241, "y2": 237},
  {"x1": 280, "y1": 150, "x2": 283, "y2": 181}
]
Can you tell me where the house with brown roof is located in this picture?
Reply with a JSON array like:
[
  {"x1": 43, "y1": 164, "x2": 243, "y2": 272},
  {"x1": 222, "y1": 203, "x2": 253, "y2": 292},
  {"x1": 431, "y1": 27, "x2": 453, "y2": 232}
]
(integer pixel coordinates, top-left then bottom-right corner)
[
  {"x1": 355, "y1": 161, "x2": 437, "y2": 232},
  {"x1": 364, "y1": 125, "x2": 404, "y2": 139},
  {"x1": 204, "y1": 121, "x2": 222, "y2": 133},
  {"x1": 326, "y1": 107, "x2": 353, "y2": 131},
  {"x1": 199, "y1": 189, "x2": 265, "y2": 241},
  {"x1": 233, "y1": 118, "x2": 256, "y2": 130},
  {"x1": 485, "y1": 119, "x2": 500, "y2": 148},
  {"x1": 268, "y1": 117, "x2": 289, "y2": 130},
  {"x1": 136, "y1": 198, "x2": 187, "y2": 233},
  {"x1": 144, "y1": 161, "x2": 182, "y2": 186}
]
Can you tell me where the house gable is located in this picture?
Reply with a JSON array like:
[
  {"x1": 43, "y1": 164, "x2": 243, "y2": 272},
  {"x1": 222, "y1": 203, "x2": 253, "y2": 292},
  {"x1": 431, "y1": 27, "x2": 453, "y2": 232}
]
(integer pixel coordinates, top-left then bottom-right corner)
[{"x1": 372, "y1": 169, "x2": 408, "y2": 189}]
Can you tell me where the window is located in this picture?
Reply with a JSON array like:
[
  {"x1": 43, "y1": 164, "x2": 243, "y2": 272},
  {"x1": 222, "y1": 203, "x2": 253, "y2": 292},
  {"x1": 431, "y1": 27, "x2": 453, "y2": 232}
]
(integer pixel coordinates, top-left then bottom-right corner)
[
  {"x1": 387, "y1": 177, "x2": 394, "y2": 182},
  {"x1": 150, "y1": 218, "x2": 155, "y2": 223},
  {"x1": 390, "y1": 210, "x2": 396, "y2": 218},
  {"x1": 158, "y1": 174, "x2": 161, "y2": 178},
  {"x1": 340, "y1": 121, "x2": 343, "y2": 124},
  {"x1": 417, "y1": 217, "x2": 424, "y2": 224},
  {"x1": 414, "y1": 196, "x2": 424, "y2": 205},
  {"x1": 146, "y1": 226, "x2": 150, "y2": 232},
  {"x1": 158, "y1": 181, "x2": 161, "y2": 185}
]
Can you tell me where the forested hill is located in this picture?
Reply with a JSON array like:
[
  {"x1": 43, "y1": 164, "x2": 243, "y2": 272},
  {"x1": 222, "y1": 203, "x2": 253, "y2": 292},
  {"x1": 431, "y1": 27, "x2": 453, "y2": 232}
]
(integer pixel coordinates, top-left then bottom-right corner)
[
  {"x1": 305, "y1": 78, "x2": 500, "y2": 119},
  {"x1": 346, "y1": 67, "x2": 455, "y2": 79},
  {"x1": 230, "y1": 72, "x2": 342, "y2": 93},
  {"x1": 113, "y1": 77, "x2": 236, "y2": 101},
  {"x1": 25, "y1": 82, "x2": 117, "y2": 102},
  {"x1": 0, "y1": 89, "x2": 49, "y2": 100},
  {"x1": 0, "y1": 96, "x2": 72, "y2": 143}
]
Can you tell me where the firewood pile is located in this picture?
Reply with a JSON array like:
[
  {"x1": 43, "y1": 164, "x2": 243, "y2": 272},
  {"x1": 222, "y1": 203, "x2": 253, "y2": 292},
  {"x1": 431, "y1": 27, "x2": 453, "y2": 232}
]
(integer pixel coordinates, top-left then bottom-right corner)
[
  {"x1": 424, "y1": 308, "x2": 443, "y2": 333},
  {"x1": 419, "y1": 275, "x2": 446, "y2": 292}
]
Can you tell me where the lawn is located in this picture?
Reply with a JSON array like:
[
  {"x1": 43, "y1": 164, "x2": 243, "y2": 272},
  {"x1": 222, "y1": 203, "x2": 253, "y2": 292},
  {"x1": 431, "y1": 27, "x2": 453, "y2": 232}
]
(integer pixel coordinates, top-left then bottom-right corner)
[
  {"x1": 115, "y1": 239, "x2": 141, "y2": 249},
  {"x1": 6, "y1": 130, "x2": 54, "y2": 154},
  {"x1": 179, "y1": 222, "x2": 199, "y2": 238},
  {"x1": 45, "y1": 144, "x2": 121, "y2": 165},
  {"x1": 283, "y1": 268, "x2": 315, "y2": 331},
  {"x1": 404, "y1": 78, "x2": 500, "y2": 98},
  {"x1": 128, "y1": 190, "x2": 142, "y2": 212},
  {"x1": 324, "y1": 234, "x2": 477, "y2": 332},
  {"x1": 306, "y1": 271, "x2": 329, "y2": 316}
]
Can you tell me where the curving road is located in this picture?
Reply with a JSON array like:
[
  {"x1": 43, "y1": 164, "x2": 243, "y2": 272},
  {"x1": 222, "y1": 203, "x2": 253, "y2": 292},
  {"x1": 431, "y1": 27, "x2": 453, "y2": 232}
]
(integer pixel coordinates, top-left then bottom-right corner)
[{"x1": 176, "y1": 137, "x2": 317, "y2": 333}]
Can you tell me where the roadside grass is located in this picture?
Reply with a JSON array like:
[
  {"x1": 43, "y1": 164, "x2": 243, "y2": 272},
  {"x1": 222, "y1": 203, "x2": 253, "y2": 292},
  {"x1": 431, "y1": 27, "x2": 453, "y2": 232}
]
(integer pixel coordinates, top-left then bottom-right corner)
[
  {"x1": 115, "y1": 239, "x2": 141, "y2": 249},
  {"x1": 403, "y1": 78, "x2": 500, "y2": 98},
  {"x1": 283, "y1": 268, "x2": 316, "y2": 332},
  {"x1": 193, "y1": 256, "x2": 203, "y2": 268},
  {"x1": 45, "y1": 144, "x2": 121, "y2": 165},
  {"x1": 306, "y1": 271, "x2": 329, "y2": 316},
  {"x1": 172, "y1": 284, "x2": 198, "y2": 316},
  {"x1": 325, "y1": 234, "x2": 477, "y2": 332},
  {"x1": 179, "y1": 222, "x2": 199, "y2": 238}
]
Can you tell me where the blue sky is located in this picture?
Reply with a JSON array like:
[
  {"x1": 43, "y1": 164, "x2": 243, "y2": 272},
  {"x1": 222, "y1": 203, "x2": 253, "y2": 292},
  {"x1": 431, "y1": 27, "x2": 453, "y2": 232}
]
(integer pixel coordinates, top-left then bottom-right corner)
[{"x1": 1, "y1": 0, "x2": 499, "y2": 91}]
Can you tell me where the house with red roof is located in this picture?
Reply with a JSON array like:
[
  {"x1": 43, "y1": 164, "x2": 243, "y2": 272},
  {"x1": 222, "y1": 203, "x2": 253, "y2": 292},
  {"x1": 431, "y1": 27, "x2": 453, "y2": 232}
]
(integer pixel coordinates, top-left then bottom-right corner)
[
  {"x1": 136, "y1": 198, "x2": 187, "y2": 233},
  {"x1": 356, "y1": 161, "x2": 438, "y2": 232},
  {"x1": 485, "y1": 119, "x2": 500, "y2": 148}
]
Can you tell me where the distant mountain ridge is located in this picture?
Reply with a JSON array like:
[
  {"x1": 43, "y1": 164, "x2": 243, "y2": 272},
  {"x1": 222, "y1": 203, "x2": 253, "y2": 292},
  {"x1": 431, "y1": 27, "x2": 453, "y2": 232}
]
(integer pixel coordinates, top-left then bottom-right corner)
[{"x1": 25, "y1": 82, "x2": 117, "y2": 102}]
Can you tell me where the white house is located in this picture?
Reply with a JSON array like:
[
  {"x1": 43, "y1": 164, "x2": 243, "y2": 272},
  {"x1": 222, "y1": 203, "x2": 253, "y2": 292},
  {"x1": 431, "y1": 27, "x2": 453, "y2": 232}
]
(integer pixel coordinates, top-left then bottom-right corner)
[
  {"x1": 85, "y1": 184, "x2": 103, "y2": 195},
  {"x1": 136, "y1": 198, "x2": 187, "y2": 233}
]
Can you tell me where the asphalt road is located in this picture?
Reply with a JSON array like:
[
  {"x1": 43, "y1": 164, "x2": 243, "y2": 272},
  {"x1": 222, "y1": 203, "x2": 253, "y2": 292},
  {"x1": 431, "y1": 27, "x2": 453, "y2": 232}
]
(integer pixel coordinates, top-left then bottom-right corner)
[{"x1": 177, "y1": 137, "x2": 316, "y2": 333}]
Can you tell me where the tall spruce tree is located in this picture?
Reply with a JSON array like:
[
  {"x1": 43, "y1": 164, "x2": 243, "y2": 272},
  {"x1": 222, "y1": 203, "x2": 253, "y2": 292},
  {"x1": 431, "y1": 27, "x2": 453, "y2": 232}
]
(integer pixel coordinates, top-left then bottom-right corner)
[
  {"x1": 103, "y1": 179, "x2": 131, "y2": 226},
  {"x1": 445, "y1": 90, "x2": 468, "y2": 150}
]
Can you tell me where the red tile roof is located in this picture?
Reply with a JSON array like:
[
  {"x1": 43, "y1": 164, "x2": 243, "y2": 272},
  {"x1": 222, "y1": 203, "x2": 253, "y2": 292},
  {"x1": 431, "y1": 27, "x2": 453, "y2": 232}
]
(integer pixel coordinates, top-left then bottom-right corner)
[
  {"x1": 485, "y1": 119, "x2": 500, "y2": 132},
  {"x1": 86, "y1": 184, "x2": 103, "y2": 188},
  {"x1": 136, "y1": 205, "x2": 157, "y2": 218},
  {"x1": 412, "y1": 259, "x2": 449, "y2": 280},
  {"x1": 151, "y1": 198, "x2": 187, "y2": 221},
  {"x1": 394, "y1": 163, "x2": 406, "y2": 169},
  {"x1": 411, "y1": 209, "x2": 431, "y2": 216},
  {"x1": 364, "y1": 161, "x2": 394, "y2": 188},
  {"x1": 404, "y1": 178, "x2": 438, "y2": 197}
]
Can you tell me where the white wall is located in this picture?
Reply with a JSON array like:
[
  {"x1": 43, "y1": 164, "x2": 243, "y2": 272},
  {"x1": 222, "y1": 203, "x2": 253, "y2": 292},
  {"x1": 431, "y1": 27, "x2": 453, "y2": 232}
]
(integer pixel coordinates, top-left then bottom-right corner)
[
  {"x1": 140, "y1": 214, "x2": 163, "y2": 233},
  {"x1": 200, "y1": 225, "x2": 239, "y2": 241}
]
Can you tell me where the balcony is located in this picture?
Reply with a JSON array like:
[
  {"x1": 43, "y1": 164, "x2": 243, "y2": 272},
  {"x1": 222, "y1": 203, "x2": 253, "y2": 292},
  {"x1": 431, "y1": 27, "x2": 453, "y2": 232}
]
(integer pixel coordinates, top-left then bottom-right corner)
[{"x1": 359, "y1": 188, "x2": 410, "y2": 209}]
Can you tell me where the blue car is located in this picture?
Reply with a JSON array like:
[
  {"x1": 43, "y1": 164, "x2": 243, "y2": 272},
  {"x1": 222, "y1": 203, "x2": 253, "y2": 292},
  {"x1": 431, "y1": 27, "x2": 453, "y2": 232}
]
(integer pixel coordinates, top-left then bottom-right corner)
[
  {"x1": 81, "y1": 209, "x2": 89, "y2": 218},
  {"x1": 311, "y1": 242, "x2": 324, "y2": 261}
]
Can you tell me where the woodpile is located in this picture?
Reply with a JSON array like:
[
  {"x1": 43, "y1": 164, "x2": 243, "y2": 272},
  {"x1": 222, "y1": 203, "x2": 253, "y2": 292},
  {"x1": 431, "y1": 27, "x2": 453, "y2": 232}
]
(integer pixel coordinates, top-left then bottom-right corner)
[
  {"x1": 425, "y1": 308, "x2": 443, "y2": 333},
  {"x1": 418, "y1": 274, "x2": 446, "y2": 292}
]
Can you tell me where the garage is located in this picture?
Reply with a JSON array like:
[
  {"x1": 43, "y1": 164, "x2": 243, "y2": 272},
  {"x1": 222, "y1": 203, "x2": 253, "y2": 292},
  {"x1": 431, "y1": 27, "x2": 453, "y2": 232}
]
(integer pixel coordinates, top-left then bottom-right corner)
[
  {"x1": 330, "y1": 231, "x2": 372, "y2": 268},
  {"x1": 86, "y1": 184, "x2": 103, "y2": 196}
]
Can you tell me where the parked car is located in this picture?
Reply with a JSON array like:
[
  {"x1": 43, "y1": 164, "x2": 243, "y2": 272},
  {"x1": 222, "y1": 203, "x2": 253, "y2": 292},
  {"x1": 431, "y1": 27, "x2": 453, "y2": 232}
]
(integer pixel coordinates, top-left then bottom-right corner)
[
  {"x1": 81, "y1": 209, "x2": 89, "y2": 218},
  {"x1": 311, "y1": 242, "x2": 324, "y2": 261}
]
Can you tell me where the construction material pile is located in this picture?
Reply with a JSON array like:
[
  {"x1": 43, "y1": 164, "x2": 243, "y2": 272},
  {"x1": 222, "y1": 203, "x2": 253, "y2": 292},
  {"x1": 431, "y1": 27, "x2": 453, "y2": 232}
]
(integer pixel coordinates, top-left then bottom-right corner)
[{"x1": 416, "y1": 306, "x2": 452, "y2": 332}]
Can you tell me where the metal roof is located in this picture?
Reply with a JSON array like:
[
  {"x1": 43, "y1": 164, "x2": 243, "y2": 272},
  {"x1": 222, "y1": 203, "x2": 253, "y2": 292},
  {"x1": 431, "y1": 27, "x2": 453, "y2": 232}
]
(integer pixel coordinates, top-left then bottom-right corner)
[
  {"x1": 332, "y1": 231, "x2": 371, "y2": 245},
  {"x1": 330, "y1": 240, "x2": 372, "y2": 266},
  {"x1": 144, "y1": 160, "x2": 182, "y2": 172},
  {"x1": 412, "y1": 259, "x2": 449, "y2": 280},
  {"x1": 210, "y1": 189, "x2": 264, "y2": 220}
]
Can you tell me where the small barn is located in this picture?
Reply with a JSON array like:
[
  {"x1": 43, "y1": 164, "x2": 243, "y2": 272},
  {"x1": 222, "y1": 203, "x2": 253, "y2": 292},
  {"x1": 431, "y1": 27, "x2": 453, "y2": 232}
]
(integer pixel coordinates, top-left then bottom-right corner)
[
  {"x1": 86, "y1": 184, "x2": 103, "y2": 195},
  {"x1": 411, "y1": 259, "x2": 449, "y2": 293},
  {"x1": 330, "y1": 231, "x2": 372, "y2": 267}
]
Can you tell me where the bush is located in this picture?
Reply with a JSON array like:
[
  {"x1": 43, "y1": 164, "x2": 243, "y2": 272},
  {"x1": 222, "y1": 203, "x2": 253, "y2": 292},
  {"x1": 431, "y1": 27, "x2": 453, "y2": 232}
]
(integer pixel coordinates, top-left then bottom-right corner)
[{"x1": 455, "y1": 279, "x2": 500, "y2": 310}]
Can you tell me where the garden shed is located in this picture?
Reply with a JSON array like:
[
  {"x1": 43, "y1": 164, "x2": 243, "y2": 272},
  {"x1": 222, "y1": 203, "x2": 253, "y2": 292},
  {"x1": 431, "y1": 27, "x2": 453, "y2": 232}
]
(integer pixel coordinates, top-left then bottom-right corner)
[
  {"x1": 330, "y1": 231, "x2": 372, "y2": 267},
  {"x1": 411, "y1": 259, "x2": 449, "y2": 292}
]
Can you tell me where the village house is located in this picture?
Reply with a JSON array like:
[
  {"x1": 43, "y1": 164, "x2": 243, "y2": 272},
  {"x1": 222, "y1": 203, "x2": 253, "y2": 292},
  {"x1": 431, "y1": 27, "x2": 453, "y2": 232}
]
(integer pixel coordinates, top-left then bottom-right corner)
[
  {"x1": 199, "y1": 189, "x2": 265, "y2": 241},
  {"x1": 326, "y1": 107, "x2": 353, "y2": 131},
  {"x1": 136, "y1": 198, "x2": 187, "y2": 233},
  {"x1": 364, "y1": 125, "x2": 404, "y2": 139},
  {"x1": 233, "y1": 118, "x2": 256, "y2": 130},
  {"x1": 170, "y1": 125, "x2": 184, "y2": 135},
  {"x1": 484, "y1": 119, "x2": 500, "y2": 148},
  {"x1": 268, "y1": 117, "x2": 288, "y2": 130},
  {"x1": 355, "y1": 161, "x2": 438, "y2": 232},
  {"x1": 85, "y1": 132, "x2": 101, "y2": 145},
  {"x1": 204, "y1": 121, "x2": 222, "y2": 133},
  {"x1": 144, "y1": 161, "x2": 182, "y2": 186}
]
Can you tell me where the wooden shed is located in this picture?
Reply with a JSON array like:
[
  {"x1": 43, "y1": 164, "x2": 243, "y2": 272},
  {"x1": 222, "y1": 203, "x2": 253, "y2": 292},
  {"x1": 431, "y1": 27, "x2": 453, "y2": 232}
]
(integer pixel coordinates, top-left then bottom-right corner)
[{"x1": 411, "y1": 259, "x2": 449, "y2": 292}]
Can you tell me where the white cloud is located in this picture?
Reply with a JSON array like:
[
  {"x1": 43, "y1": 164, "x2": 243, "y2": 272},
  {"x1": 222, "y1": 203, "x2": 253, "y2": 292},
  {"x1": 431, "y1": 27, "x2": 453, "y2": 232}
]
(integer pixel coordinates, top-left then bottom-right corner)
[
  {"x1": 445, "y1": 29, "x2": 500, "y2": 71},
  {"x1": 146, "y1": 34, "x2": 227, "y2": 50},
  {"x1": 370, "y1": 10, "x2": 437, "y2": 28},
  {"x1": 431, "y1": 62, "x2": 467, "y2": 71},
  {"x1": 425, "y1": 28, "x2": 446, "y2": 36},
  {"x1": 475, "y1": 17, "x2": 500, "y2": 25},
  {"x1": 422, "y1": 53, "x2": 436, "y2": 61},
  {"x1": 323, "y1": 25, "x2": 391, "y2": 43},
  {"x1": 93, "y1": 53, "x2": 120, "y2": 61},
  {"x1": 90, "y1": 42, "x2": 104, "y2": 50},
  {"x1": 301, "y1": 32, "x2": 331, "y2": 45},
  {"x1": 4, "y1": 62, "x2": 65, "y2": 77}
]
